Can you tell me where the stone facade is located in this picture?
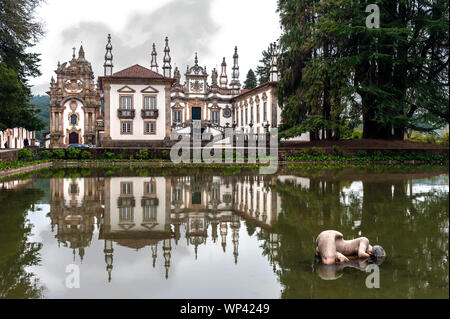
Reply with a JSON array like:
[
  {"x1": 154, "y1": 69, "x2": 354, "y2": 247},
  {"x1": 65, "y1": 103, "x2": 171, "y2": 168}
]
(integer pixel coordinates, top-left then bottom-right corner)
[
  {"x1": 0, "y1": 128, "x2": 37, "y2": 149},
  {"x1": 47, "y1": 46, "x2": 102, "y2": 148},
  {"x1": 48, "y1": 36, "x2": 307, "y2": 148}
]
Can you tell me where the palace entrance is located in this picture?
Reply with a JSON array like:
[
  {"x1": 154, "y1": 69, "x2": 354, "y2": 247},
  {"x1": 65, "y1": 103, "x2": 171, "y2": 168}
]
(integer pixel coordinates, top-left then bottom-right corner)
[
  {"x1": 192, "y1": 107, "x2": 201, "y2": 120},
  {"x1": 69, "y1": 132, "x2": 79, "y2": 144}
]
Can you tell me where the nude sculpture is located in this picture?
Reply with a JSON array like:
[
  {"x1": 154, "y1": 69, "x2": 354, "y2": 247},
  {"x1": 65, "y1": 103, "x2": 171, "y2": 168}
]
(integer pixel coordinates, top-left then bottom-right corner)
[{"x1": 315, "y1": 230, "x2": 386, "y2": 265}]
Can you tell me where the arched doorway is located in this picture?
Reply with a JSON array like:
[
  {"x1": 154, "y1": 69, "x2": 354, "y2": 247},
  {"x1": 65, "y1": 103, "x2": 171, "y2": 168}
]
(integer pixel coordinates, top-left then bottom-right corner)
[{"x1": 69, "y1": 132, "x2": 79, "y2": 144}]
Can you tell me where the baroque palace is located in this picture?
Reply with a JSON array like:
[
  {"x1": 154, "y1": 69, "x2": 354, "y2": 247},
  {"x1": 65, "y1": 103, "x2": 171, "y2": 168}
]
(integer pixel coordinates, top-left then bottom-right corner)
[{"x1": 47, "y1": 35, "x2": 308, "y2": 148}]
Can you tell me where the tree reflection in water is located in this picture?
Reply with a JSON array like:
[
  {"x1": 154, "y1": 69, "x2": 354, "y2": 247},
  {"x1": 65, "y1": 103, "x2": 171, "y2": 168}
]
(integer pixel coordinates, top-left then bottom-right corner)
[
  {"x1": 0, "y1": 185, "x2": 45, "y2": 299},
  {"x1": 272, "y1": 171, "x2": 449, "y2": 298},
  {"x1": 0, "y1": 167, "x2": 447, "y2": 299}
]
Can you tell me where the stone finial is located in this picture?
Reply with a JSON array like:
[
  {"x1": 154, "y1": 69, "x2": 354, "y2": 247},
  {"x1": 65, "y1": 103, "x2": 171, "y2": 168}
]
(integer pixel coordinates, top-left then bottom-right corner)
[
  {"x1": 151, "y1": 43, "x2": 159, "y2": 72},
  {"x1": 220, "y1": 57, "x2": 228, "y2": 88},
  {"x1": 104, "y1": 34, "x2": 113, "y2": 76},
  {"x1": 163, "y1": 36, "x2": 172, "y2": 77}
]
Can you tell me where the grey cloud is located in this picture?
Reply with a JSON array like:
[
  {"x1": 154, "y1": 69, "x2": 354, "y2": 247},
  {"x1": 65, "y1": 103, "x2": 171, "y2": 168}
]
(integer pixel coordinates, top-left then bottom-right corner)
[
  {"x1": 43, "y1": 0, "x2": 219, "y2": 90},
  {"x1": 32, "y1": 81, "x2": 52, "y2": 95}
]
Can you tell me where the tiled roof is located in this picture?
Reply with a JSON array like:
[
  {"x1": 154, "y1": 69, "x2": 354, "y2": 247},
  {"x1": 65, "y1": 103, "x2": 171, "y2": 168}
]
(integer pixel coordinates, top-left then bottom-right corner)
[
  {"x1": 240, "y1": 89, "x2": 251, "y2": 94},
  {"x1": 112, "y1": 64, "x2": 165, "y2": 79}
]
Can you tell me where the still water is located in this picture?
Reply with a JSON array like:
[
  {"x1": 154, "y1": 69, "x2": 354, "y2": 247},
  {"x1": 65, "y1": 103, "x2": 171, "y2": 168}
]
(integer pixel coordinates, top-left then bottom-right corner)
[{"x1": 0, "y1": 167, "x2": 448, "y2": 299}]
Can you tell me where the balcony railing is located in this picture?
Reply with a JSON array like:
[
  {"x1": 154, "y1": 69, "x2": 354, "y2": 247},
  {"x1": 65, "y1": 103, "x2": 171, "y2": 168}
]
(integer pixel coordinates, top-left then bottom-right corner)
[
  {"x1": 141, "y1": 109, "x2": 159, "y2": 119},
  {"x1": 117, "y1": 109, "x2": 135, "y2": 119},
  {"x1": 141, "y1": 198, "x2": 159, "y2": 207},
  {"x1": 117, "y1": 197, "x2": 136, "y2": 208}
]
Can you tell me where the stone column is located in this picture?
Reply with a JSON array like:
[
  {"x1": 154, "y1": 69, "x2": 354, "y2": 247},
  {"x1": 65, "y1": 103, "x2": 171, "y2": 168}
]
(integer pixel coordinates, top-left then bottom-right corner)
[
  {"x1": 165, "y1": 84, "x2": 171, "y2": 137},
  {"x1": 271, "y1": 87, "x2": 278, "y2": 128}
]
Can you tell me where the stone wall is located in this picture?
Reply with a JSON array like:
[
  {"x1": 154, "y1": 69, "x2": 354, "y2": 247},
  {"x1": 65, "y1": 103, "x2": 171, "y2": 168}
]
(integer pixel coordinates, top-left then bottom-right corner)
[{"x1": 0, "y1": 150, "x2": 19, "y2": 162}]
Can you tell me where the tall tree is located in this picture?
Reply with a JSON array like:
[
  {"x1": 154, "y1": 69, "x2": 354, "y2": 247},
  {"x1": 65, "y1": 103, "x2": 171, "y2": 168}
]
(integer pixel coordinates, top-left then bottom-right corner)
[
  {"x1": 277, "y1": 0, "x2": 449, "y2": 140},
  {"x1": 0, "y1": 0, "x2": 44, "y2": 131},
  {"x1": 243, "y1": 69, "x2": 258, "y2": 89},
  {"x1": 277, "y1": 0, "x2": 319, "y2": 139},
  {"x1": 256, "y1": 42, "x2": 277, "y2": 85}
]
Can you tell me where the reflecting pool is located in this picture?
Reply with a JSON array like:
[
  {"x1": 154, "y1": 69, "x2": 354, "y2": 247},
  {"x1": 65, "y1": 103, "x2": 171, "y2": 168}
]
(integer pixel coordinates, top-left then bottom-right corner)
[{"x1": 0, "y1": 167, "x2": 448, "y2": 298}]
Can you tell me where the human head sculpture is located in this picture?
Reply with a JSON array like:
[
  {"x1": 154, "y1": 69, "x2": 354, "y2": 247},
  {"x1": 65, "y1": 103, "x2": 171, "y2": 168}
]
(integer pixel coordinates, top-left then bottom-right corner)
[{"x1": 370, "y1": 245, "x2": 386, "y2": 263}]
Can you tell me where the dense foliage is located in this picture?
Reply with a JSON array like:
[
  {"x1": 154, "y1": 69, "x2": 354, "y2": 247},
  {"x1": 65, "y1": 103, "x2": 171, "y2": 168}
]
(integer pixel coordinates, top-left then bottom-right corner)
[
  {"x1": 255, "y1": 42, "x2": 278, "y2": 85},
  {"x1": 277, "y1": 0, "x2": 449, "y2": 140},
  {"x1": 243, "y1": 69, "x2": 258, "y2": 89},
  {"x1": 0, "y1": 0, "x2": 45, "y2": 131}
]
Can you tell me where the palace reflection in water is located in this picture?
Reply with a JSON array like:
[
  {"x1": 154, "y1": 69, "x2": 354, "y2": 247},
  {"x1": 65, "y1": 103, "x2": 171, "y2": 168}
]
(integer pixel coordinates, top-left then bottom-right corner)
[
  {"x1": 46, "y1": 175, "x2": 311, "y2": 281},
  {"x1": 2, "y1": 167, "x2": 447, "y2": 298}
]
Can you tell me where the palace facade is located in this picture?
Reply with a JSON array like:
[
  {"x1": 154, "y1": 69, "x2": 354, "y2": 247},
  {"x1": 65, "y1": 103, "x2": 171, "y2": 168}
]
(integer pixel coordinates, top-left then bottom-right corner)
[{"x1": 48, "y1": 35, "x2": 309, "y2": 148}]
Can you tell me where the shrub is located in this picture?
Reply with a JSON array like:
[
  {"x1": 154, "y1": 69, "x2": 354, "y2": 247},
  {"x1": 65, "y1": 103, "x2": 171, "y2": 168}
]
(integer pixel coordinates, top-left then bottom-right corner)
[
  {"x1": 356, "y1": 150, "x2": 367, "y2": 158},
  {"x1": 19, "y1": 149, "x2": 34, "y2": 161},
  {"x1": 309, "y1": 147, "x2": 324, "y2": 156},
  {"x1": 52, "y1": 149, "x2": 65, "y2": 159},
  {"x1": 66, "y1": 147, "x2": 81, "y2": 159},
  {"x1": 373, "y1": 150, "x2": 383, "y2": 160},
  {"x1": 332, "y1": 145, "x2": 345, "y2": 156},
  {"x1": 81, "y1": 150, "x2": 93, "y2": 160},
  {"x1": 40, "y1": 150, "x2": 53, "y2": 159},
  {"x1": 161, "y1": 149, "x2": 170, "y2": 159},
  {"x1": 136, "y1": 149, "x2": 149, "y2": 160},
  {"x1": 351, "y1": 131, "x2": 362, "y2": 139},
  {"x1": 105, "y1": 152, "x2": 115, "y2": 159}
]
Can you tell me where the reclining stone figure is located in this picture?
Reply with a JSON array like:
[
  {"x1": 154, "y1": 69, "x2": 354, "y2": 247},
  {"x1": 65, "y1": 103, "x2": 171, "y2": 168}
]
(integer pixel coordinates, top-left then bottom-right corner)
[{"x1": 315, "y1": 230, "x2": 386, "y2": 265}]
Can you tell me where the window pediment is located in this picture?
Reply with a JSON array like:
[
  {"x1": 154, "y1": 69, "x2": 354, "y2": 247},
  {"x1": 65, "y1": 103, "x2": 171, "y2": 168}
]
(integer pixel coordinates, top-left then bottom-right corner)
[
  {"x1": 117, "y1": 85, "x2": 136, "y2": 93},
  {"x1": 141, "y1": 85, "x2": 159, "y2": 93}
]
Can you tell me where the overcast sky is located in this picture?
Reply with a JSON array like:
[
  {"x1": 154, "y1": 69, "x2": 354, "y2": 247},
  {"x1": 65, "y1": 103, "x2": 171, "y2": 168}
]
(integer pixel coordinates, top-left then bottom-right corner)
[{"x1": 30, "y1": 0, "x2": 281, "y2": 95}]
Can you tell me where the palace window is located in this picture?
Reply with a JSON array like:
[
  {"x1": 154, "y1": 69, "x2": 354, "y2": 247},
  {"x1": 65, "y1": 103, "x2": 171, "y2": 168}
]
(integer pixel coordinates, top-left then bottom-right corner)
[
  {"x1": 173, "y1": 188, "x2": 182, "y2": 201},
  {"x1": 119, "y1": 207, "x2": 133, "y2": 221},
  {"x1": 245, "y1": 107, "x2": 248, "y2": 125},
  {"x1": 121, "y1": 121, "x2": 132, "y2": 134},
  {"x1": 120, "y1": 96, "x2": 133, "y2": 109},
  {"x1": 173, "y1": 110, "x2": 182, "y2": 124},
  {"x1": 144, "y1": 181, "x2": 156, "y2": 195},
  {"x1": 256, "y1": 104, "x2": 260, "y2": 123},
  {"x1": 212, "y1": 111, "x2": 219, "y2": 125},
  {"x1": 263, "y1": 193, "x2": 267, "y2": 213},
  {"x1": 251, "y1": 106, "x2": 254, "y2": 124},
  {"x1": 144, "y1": 121, "x2": 156, "y2": 134},
  {"x1": 240, "y1": 109, "x2": 243, "y2": 127},
  {"x1": 256, "y1": 191, "x2": 260, "y2": 212},
  {"x1": 144, "y1": 96, "x2": 157, "y2": 110},
  {"x1": 263, "y1": 102, "x2": 267, "y2": 121},
  {"x1": 121, "y1": 182, "x2": 133, "y2": 195},
  {"x1": 143, "y1": 205, "x2": 157, "y2": 221},
  {"x1": 212, "y1": 187, "x2": 219, "y2": 200},
  {"x1": 70, "y1": 114, "x2": 77, "y2": 125}
]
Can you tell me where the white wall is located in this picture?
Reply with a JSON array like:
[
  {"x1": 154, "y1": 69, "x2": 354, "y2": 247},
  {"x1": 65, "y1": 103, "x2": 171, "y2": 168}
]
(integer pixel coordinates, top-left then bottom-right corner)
[
  {"x1": 63, "y1": 99, "x2": 85, "y2": 144},
  {"x1": 0, "y1": 128, "x2": 36, "y2": 149},
  {"x1": 109, "y1": 84, "x2": 167, "y2": 140},
  {"x1": 108, "y1": 177, "x2": 168, "y2": 232}
]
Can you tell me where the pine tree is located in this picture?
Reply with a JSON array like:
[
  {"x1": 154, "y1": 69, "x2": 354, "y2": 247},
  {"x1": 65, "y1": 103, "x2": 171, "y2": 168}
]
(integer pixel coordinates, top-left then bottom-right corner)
[
  {"x1": 277, "y1": 0, "x2": 449, "y2": 140},
  {"x1": 243, "y1": 69, "x2": 258, "y2": 89},
  {"x1": 256, "y1": 42, "x2": 277, "y2": 85}
]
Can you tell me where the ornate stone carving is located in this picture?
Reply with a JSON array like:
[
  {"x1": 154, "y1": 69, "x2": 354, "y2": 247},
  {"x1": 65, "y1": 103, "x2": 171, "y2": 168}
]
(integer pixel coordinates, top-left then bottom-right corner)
[
  {"x1": 190, "y1": 80, "x2": 203, "y2": 92},
  {"x1": 223, "y1": 107, "x2": 232, "y2": 118},
  {"x1": 65, "y1": 79, "x2": 83, "y2": 94}
]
